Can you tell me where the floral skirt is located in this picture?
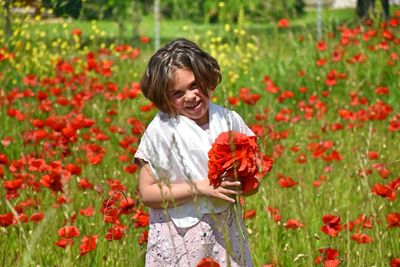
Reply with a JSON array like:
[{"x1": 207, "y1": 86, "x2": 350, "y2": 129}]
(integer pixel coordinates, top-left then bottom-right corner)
[{"x1": 144, "y1": 206, "x2": 254, "y2": 267}]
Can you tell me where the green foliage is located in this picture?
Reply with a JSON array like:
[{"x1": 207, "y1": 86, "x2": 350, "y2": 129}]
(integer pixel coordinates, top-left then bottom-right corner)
[
  {"x1": 41, "y1": 0, "x2": 305, "y2": 23},
  {"x1": 42, "y1": 0, "x2": 83, "y2": 18},
  {"x1": 42, "y1": 0, "x2": 145, "y2": 21},
  {"x1": 159, "y1": 0, "x2": 306, "y2": 23}
]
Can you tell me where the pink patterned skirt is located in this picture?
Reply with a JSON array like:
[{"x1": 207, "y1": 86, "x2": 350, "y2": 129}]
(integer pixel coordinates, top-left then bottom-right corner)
[{"x1": 144, "y1": 206, "x2": 254, "y2": 267}]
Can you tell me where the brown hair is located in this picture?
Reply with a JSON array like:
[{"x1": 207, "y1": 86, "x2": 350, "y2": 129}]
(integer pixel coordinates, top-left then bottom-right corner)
[{"x1": 140, "y1": 38, "x2": 222, "y2": 115}]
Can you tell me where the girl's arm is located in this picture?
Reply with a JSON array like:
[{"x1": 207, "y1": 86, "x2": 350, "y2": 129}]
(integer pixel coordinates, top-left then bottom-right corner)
[{"x1": 138, "y1": 163, "x2": 241, "y2": 209}]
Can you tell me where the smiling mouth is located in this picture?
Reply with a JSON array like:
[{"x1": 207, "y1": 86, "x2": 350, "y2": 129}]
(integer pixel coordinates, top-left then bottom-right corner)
[{"x1": 186, "y1": 100, "x2": 201, "y2": 110}]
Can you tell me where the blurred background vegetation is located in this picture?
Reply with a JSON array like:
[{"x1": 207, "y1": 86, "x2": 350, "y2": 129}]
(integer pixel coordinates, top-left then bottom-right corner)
[
  {"x1": 40, "y1": 0, "x2": 306, "y2": 22},
  {"x1": 2, "y1": 0, "x2": 397, "y2": 45}
]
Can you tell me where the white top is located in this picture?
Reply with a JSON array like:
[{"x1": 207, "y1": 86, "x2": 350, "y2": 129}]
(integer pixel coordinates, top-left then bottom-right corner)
[{"x1": 134, "y1": 102, "x2": 254, "y2": 228}]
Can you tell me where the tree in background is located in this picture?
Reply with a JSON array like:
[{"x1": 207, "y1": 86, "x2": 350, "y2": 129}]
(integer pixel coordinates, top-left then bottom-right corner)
[
  {"x1": 159, "y1": 0, "x2": 305, "y2": 24},
  {"x1": 4, "y1": 0, "x2": 12, "y2": 38},
  {"x1": 7, "y1": 0, "x2": 305, "y2": 43},
  {"x1": 25, "y1": 0, "x2": 305, "y2": 25},
  {"x1": 357, "y1": 0, "x2": 390, "y2": 20},
  {"x1": 42, "y1": 0, "x2": 82, "y2": 18},
  {"x1": 42, "y1": 0, "x2": 144, "y2": 42}
]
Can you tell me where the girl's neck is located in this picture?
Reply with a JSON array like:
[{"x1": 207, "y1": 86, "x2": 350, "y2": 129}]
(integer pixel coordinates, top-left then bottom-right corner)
[{"x1": 199, "y1": 121, "x2": 209, "y2": 131}]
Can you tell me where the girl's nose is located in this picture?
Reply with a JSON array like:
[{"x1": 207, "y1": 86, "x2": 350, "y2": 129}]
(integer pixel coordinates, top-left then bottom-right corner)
[{"x1": 184, "y1": 90, "x2": 195, "y2": 101}]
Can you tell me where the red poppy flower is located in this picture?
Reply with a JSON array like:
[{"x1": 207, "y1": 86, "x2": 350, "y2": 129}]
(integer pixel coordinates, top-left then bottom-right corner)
[
  {"x1": 389, "y1": 114, "x2": 400, "y2": 132},
  {"x1": 243, "y1": 209, "x2": 256, "y2": 219},
  {"x1": 139, "y1": 103, "x2": 155, "y2": 112},
  {"x1": 298, "y1": 86, "x2": 307, "y2": 93},
  {"x1": 316, "y1": 41, "x2": 327, "y2": 51},
  {"x1": 78, "y1": 178, "x2": 94, "y2": 190},
  {"x1": 71, "y1": 28, "x2": 82, "y2": 36},
  {"x1": 119, "y1": 197, "x2": 135, "y2": 214},
  {"x1": 239, "y1": 87, "x2": 261, "y2": 105},
  {"x1": 266, "y1": 206, "x2": 282, "y2": 222},
  {"x1": 391, "y1": 258, "x2": 400, "y2": 267},
  {"x1": 367, "y1": 151, "x2": 379, "y2": 160},
  {"x1": 277, "y1": 174, "x2": 297, "y2": 188},
  {"x1": 138, "y1": 230, "x2": 148, "y2": 246},
  {"x1": 140, "y1": 36, "x2": 150, "y2": 44},
  {"x1": 375, "y1": 86, "x2": 390, "y2": 95},
  {"x1": 105, "y1": 224, "x2": 127, "y2": 241},
  {"x1": 67, "y1": 213, "x2": 77, "y2": 225},
  {"x1": 55, "y1": 238, "x2": 74, "y2": 248},
  {"x1": 228, "y1": 96, "x2": 239, "y2": 105},
  {"x1": 325, "y1": 73, "x2": 337, "y2": 86},
  {"x1": 0, "y1": 212, "x2": 14, "y2": 227},
  {"x1": 290, "y1": 145, "x2": 301, "y2": 153},
  {"x1": 322, "y1": 150, "x2": 343, "y2": 162},
  {"x1": 386, "y1": 212, "x2": 400, "y2": 228},
  {"x1": 208, "y1": 131, "x2": 273, "y2": 193},
  {"x1": 378, "y1": 168, "x2": 391, "y2": 178},
  {"x1": 132, "y1": 209, "x2": 149, "y2": 228},
  {"x1": 284, "y1": 219, "x2": 304, "y2": 229},
  {"x1": 124, "y1": 164, "x2": 138, "y2": 173},
  {"x1": 58, "y1": 226, "x2": 80, "y2": 238},
  {"x1": 351, "y1": 232, "x2": 373, "y2": 243},
  {"x1": 107, "y1": 179, "x2": 126, "y2": 192},
  {"x1": 0, "y1": 153, "x2": 8, "y2": 165},
  {"x1": 29, "y1": 212, "x2": 45, "y2": 223},
  {"x1": 389, "y1": 178, "x2": 400, "y2": 191},
  {"x1": 87, "y1": 154, "x2": 104, "y2": 165},
  {"x1": 80, "y1": 206, "x2": 95, "y2": 217},
  {"x1": 196, "y1": 257, "x2": 220, "y2": 267},
  {"x1": 382, "y1": 29, "x2": 394, "y2": 40},
  {"x1": 317, "y1": 58, "x2": 327, "y2": 67},
  {"x1": 79, "y1": 235, "x2": 99, "y2": 256},
  {"x1": 65, "y1": 163, "x2": 82, "y2": 175},
  {"x1": 371, "y1": 183, "x2": 396, "y2": 201},
  {"x1": 128, "y1": 48, "x2": 141, "y2": 59},
  {"x1": 353, "y1": 214, "x2": 373, "y2": 229},
  {"x1": 40, "y1": 172, "x2": 63, "y2": 192},
  {"x1": 321, "y1": 214, "x2": 342, "y2": 237},
  {"x1": 277, "y1": 18, "x2": 289, "y2": 28},
  {"x1": 277, "y1": 90, "x2": 294, "y2": 103},
  {"x1": 4, "y1": 179, "x2": 24, "y2": 190},
  {"x1": 23, "y1": 74, "x2": 37, "y2": 86},
  {"x1": 315, "y1": 248, "x2": 340, "y2": 267},
  {"x1": 264, "y1": 80, "x2": 280, "y2": 93},
  {"x1": 103, "y1": 207, "x2": 120, "y2": 224},
  {"x1": 250, "y1": 124, "x2": 265, "y2": 137},
  {"x1": 296, "y1": 153, "x2": 307, "y2": 164}
]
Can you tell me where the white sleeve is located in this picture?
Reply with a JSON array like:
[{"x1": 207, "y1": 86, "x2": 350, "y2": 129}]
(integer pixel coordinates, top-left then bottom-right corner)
[
  {"x1": 232, "y1": 111, "x2": 255, "y2": 136},
  {"x1": 134, "y1": 133, "x2": 150, "y2": 164},
  {"x1": 133, "y1": 128, "x2": 171, "y2": 181}
]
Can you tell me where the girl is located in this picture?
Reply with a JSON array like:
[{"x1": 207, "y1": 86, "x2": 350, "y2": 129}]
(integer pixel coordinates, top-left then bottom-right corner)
[{"x1": 135, "y1": 38, "x2": 256, "y2": 267}]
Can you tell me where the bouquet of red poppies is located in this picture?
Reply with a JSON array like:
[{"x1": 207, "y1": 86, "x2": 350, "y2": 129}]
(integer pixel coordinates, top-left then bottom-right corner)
[{"x1": 208, "y1": 131, "x2": 273, "y2": 193}]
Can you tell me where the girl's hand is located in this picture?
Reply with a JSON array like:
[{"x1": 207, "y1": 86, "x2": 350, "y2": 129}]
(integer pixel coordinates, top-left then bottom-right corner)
[
  {"x1": 219, "y1": 172, "x2": 242, "y2": 191},
  {"x1": 219, "y1": 172, "x2": 259, "y2": 197},
  {"x1": 194, "y1": 179, "x2": 241, "y2": 203}
]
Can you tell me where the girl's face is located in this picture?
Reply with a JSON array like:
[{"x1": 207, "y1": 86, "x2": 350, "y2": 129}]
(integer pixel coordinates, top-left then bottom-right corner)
[{"x1": 169, "y1": 69, "x2": 210, "y2": 126}]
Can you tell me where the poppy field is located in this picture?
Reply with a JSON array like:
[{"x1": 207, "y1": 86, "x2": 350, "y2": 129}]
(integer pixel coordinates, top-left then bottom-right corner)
[{"x1": 1, "y1": 7, "x2": 400, "y2": 267}]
